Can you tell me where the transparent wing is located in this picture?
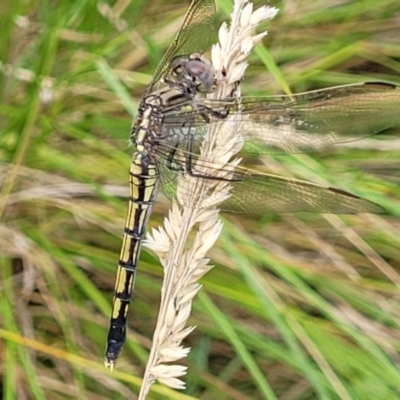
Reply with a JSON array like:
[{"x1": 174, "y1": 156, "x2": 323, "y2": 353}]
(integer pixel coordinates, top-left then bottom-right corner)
[
  {"x1": 222, "y1": 173, "x2": 383, "y2": 214},
  {"x1": 161, "y1": 82, "x2": 400, "y2": 154},
  {"x1": 145, "y1": 0, "x2": 216, "y2": 95},
  {"x1": 153, "y1": 81, "x2": 400, "y2": 213},
  {"x1": 154, "y1": 144, "x2": 384, "y2": 214}
]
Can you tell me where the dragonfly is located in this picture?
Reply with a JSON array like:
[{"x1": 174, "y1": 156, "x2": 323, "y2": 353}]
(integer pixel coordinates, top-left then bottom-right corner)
[{"x1": 105, "y1": 0, "x2": 400, "y2": 368}]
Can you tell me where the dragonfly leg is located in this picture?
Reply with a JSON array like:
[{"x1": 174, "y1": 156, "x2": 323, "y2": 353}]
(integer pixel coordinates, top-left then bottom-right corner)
[
  {"x1": 184, "y1": 132, "x2": 241, "y2": 182},
  {"x1": 165, "y1": 144, "x2": 185, "y2": 172}
]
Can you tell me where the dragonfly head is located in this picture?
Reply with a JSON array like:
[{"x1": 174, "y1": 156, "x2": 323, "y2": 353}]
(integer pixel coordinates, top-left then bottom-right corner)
[{"x1": 170, "y1": 53, "x2": 216, "y2": 93}]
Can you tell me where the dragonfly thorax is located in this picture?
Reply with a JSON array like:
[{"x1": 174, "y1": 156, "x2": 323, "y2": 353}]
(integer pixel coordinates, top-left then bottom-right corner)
[
  {"x1": 132, "y1": 53, "x2": 215, "y2": 151},
  {"x1": 131, "y1": 81, "x2": 200, "y2": 152}
]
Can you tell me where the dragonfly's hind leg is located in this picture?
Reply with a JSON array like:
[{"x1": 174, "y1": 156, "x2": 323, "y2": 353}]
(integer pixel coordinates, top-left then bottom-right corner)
[
  {"x1": 184, "y1": 133, "x2": 241, "y2": 182},
  {"x1": 165, "y1": 145, "x2": 185, "y2": 172}
]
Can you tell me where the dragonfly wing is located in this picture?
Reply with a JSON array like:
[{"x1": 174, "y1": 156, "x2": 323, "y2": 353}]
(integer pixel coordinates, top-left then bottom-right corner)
[
  {"x1": 157, "y1": 158, "x2": 180, "y2": 202},
  {"x1": 222, "y1": 170, "x2": 384, "y2": 214},
  {"x1": 162, "y1": 82, "x2": 400, "y2": 154},
  {"x1": 156, "y1": 82, "x2": 397, "y2": 213},
  {"x1": 239, "y1": 82, "x2": 400, "y2": 153},
  {"x1": 154, "y1": 144, "x2": 384, "y2": 214}
]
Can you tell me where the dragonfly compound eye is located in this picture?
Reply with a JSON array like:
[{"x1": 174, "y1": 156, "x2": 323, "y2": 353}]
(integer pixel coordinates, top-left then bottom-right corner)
[
  {"x1": 170, "y1": 55, "x2": 215, "y2": 93},
  {"x1": 184, "y1": 58, "x2": 215, "y2": 93}
]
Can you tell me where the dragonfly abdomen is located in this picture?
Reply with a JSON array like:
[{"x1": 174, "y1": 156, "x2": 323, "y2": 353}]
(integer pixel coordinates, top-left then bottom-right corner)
[{"x1": 105, "y1": 151, "x2": 159, "y2": 368}]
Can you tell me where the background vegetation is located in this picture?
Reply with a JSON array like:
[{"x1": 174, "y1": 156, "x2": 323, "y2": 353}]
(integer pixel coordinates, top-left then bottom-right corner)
[{"x1": 1, "y1": 0, "x2": 400, "y2": 398}]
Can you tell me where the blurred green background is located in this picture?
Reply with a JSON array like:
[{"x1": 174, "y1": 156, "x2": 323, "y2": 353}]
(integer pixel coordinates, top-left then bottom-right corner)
[{"x1": 1, "y1": 0, "x2": 400, "y2": 399}]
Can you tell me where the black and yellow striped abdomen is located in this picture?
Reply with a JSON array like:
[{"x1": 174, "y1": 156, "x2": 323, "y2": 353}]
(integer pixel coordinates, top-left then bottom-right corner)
[{"x1": 105, "y1": 151, "x2": 158, "y2": 368}]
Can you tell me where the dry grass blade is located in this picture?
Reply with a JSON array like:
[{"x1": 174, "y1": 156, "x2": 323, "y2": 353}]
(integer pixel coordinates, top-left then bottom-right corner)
[{"x1": 139, "y1": 0, "x2": 278, "y2": 397}]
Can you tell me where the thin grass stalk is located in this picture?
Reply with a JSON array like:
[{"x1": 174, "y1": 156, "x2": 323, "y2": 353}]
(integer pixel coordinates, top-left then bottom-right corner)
[{"x1": 138, "y1": 1, "x2": 278, "y2": 397}]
